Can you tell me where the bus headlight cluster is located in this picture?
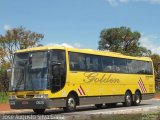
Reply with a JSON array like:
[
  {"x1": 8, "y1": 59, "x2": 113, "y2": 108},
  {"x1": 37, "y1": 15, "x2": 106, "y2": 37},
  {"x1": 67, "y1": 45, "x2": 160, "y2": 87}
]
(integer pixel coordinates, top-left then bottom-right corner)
[
  {"x1": 36, "y1": 101, "x2": 44, "y2": 105},
  {"x1": 34, "y1": 94, "x2": 48, "y2": 98},
  {"x1": 10, "y1": 101, "x2": 15, "y2": 105},
  {"x1": 9, "y1": 95, "x2": 17, "y2": 99}
]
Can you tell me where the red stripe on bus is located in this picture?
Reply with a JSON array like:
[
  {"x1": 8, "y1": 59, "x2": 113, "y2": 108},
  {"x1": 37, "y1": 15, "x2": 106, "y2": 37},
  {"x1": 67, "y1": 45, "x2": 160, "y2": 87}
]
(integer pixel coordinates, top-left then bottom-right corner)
[
  {"x1": 140, "y1": 78, "x2": 147, "y2": 93},
  {"x1": 138, "y1": 80, "x2": 145, "y2": 93},
  {"x1": 78, "y1": 88, "x2": 82, "y2": 95},
  {"x1": 80, "y1": 85, "x2": 85, "y2": 95}
]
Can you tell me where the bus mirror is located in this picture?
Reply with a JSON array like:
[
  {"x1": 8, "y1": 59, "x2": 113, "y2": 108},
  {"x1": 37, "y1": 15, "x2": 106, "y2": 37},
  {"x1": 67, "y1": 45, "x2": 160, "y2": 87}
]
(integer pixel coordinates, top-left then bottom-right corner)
[
  {"x1": 6, "y1": 68, "x2": 11, "y2": 80},
  {"x1": 7, "y1": 68, "x2": 11, "y2": 73}
]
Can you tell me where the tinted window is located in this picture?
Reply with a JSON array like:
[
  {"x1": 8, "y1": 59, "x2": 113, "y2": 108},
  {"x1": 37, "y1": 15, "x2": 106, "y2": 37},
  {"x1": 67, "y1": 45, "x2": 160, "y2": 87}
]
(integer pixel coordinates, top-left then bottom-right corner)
[
  {"x1": 69, "y1": 52, "x2": 153, "y2": 75},
  {"x1": 102, "y1": 57, "x2": 128, "y2": 73},
  {"x1": 145, "y1": 62, "x2": 153, "y2": 74},
  {"x1": 102, "y1": 57, "x2": 114, "y2": 72},
  {"x1": 114, "y1": 58, "x2": 127, "y2": 73},
  {"x1": 69, "y1": 52, "x2": 86, "y2": 71},
  {"x1": 69, "y1": 52, "x2": 102, "y2": 71},
  {"x1": 14, "y1": 53, "x2": 28, "y2": 61},
  {"x1": 86, "y1": 55, "x2": 102, "y2": 71},
  {"x1": 127, "y1": 60, "x2": 153, "y2": 75},
  {"x1": 51, "y1": 50, "x2": 66, "y2": 68}
]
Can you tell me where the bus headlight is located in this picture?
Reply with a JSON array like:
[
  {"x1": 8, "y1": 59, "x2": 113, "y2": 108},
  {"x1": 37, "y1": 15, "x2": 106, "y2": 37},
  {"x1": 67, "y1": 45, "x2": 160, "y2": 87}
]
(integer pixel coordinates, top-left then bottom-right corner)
[
  {"x1": 9, "y1": 95, "x2": 17, "y2": 99},
  {"x1": 34, "y1": 94, "x2": 48, "y2": 98}
]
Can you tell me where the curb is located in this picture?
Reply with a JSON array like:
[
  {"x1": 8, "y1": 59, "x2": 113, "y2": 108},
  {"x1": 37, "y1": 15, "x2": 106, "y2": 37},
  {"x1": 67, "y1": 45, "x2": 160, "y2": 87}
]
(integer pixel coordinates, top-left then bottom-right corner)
[
  {"x1": 1, "y1": 99, "x2": 160, "y2": 114},
  {"x1": 91, "y1": 106, "x2": 160, "y2": 115},
  {"x1": 0, "y1": 110, "x2": 33, "y2": 115}
]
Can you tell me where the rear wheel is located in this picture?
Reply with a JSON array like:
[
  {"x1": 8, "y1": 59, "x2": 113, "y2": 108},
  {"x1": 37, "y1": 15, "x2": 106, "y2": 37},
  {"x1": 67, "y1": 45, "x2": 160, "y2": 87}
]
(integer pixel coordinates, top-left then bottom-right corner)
[
  {"x1": 64, "y1": 94, "x2": 77, "y2": 112},
  {"x1": 33, "y1": 109, "x2": 45, "y2": 114},
  {"x1": 133, "y1": 91, "x2": 141, "y2": 106},
  {"x1": 95, "y1": 104, "x2": 103, "y2": 109},
  {"x1": 124, "y1": 92, "x2": 132, "y2": 107}
]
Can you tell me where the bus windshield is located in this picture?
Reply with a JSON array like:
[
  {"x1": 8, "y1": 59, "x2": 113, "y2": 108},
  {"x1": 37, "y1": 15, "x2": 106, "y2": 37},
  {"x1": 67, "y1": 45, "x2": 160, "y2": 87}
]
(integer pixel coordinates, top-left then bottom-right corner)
[{"x1": 10, "y1": 51, "x2": 48, "y2": 91}]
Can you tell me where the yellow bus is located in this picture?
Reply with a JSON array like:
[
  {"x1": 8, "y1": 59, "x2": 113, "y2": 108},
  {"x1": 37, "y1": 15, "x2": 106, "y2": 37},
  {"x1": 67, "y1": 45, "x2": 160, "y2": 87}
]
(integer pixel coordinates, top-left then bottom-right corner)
[{"x1": 9, "y1": 46, "x2": 155, "y2": 114}]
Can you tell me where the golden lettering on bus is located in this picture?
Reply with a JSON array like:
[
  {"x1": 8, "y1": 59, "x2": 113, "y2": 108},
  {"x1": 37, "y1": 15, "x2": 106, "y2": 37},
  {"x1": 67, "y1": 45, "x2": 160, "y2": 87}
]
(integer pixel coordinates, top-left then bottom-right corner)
[{"x1": 83, "y1": 72, "x2": 120, "y2": 83}]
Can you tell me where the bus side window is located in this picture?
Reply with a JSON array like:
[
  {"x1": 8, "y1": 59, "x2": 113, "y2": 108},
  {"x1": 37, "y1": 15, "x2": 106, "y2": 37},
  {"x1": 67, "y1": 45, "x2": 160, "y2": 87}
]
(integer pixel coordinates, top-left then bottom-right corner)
[
  {"x1": 78, "y1": 54, "x2": 85, "y2": 70},
  {"x1": 114, "y1": 58, "x2": 127, "y2": 73},
  {"x1": 51, "y1": 50, "x2": 66, "y2": 76},
  {"x1": 102, "y1": 57, "x2": 114, "y2": 72},
  {"x1": 69, "y1": 52, "x2": 85, "y2": 71},
  {"x1": 86, "y1": 55, "x2": 101, "y2": 72}
]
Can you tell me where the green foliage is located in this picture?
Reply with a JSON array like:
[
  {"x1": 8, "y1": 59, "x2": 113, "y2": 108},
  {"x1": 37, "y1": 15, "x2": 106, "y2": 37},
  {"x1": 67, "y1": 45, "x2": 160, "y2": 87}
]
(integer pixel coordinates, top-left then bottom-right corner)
[
  {"x1": 98, "y1": 26, "x2": 151, "y2": 56},
  {"x1": 151, "y1": 54, "x2": 160, "y2": 79},
  {"x1": 0, "y1": 26, "x2": 44, "y2": 63},
  {"x1": 0, "y1": 92, "x2": 8, "y2": 103},
  {"x1": 0, "y1": 62, "x2": 10, "y2": 92}
]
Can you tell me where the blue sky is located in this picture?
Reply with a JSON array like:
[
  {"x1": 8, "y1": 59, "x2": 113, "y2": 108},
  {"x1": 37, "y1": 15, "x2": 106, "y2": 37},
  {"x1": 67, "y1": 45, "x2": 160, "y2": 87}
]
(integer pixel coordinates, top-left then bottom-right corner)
[{"x1": 0, "y1": 0, "x2": 160, "y2": 54}]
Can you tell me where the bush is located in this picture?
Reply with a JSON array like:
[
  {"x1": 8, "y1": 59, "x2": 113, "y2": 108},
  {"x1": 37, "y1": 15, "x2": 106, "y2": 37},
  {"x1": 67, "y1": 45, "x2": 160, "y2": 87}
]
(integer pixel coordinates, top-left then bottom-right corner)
[{"x1": 0, "y1": 92, "x2": 8, "y2": 104}]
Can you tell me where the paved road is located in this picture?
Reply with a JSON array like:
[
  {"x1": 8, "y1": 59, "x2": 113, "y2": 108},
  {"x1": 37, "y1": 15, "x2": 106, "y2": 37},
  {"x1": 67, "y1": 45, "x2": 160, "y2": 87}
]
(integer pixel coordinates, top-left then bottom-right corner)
[{"x1": 1, "y1": 99, "x2": 160, "y2": 120}]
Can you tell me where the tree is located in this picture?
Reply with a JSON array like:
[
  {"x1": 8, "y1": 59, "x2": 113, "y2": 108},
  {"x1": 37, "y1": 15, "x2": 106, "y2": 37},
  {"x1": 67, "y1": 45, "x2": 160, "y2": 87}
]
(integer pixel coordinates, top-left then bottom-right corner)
[
  {"x1": 0, "y1": 62, "x2": 10, "y2": 92},
  {"x1": 151, "y1": 54, "x2": 160, "y2": 79},
  {"x1": 98, "y1": 26, "x2": 151, "y2": 56},
  {"x1": 0, "y1": 26, "x2": 44, "y2": 92},
  {"x1": 0, "y1": 26, "x2": 44, "y2": 63}
]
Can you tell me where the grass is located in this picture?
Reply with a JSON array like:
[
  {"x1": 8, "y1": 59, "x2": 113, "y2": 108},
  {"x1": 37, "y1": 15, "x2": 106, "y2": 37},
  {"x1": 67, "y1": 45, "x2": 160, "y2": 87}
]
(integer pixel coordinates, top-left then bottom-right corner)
[
  {"x1": 0, "y1": 92, "x2": 9, "y2": 104},
  {"x1": 74, "y1": 112, "x2": 160, "y2": 120},
  {"x1": 76, "y1": 114, "x2": 142, "y2": 120},
  {"x1": 104, "y1": 114, "x2": 141, "y2": 120}
]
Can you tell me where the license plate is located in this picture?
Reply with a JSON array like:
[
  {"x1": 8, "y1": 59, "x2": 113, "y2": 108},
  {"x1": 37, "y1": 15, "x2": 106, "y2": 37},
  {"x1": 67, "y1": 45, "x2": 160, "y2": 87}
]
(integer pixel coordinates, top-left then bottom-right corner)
[{"x1": 22, "y1": 101, "x2": 28, "y2": 105}]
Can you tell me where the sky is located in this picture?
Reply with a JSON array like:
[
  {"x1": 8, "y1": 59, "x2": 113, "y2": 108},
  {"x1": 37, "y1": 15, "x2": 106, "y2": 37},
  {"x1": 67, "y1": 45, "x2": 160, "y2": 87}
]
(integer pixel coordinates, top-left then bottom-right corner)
[{"x1": 0, "y1": 0, "x2": 160, "y2": 54}]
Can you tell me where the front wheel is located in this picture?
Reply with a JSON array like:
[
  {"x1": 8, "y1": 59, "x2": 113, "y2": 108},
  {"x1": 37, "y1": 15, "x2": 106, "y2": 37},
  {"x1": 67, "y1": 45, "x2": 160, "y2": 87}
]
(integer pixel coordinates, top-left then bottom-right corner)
[
  {"x1": 64, "y1": 94, "x2": 77, "y2": 112},
  {"x1": 95, "y1": 104, "x2": 103, "y2": 109},
  {"x1": 33, "y1": 109, "x2": 45, "y2": 114},
  {"x1": 106, "y1": 103, "x2": 117, "y2": 108}
]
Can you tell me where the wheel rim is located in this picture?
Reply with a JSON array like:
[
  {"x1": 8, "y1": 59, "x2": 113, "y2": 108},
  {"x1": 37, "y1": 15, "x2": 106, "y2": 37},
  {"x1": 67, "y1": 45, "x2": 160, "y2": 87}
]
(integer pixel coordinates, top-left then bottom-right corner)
[
  {"x1": 126, "y1": 94, "x2": 131, "y2": 104},
  {"x1": 135, "y1": 94, "x2": 140, "y2": 103},
  {"x1": 68, "y1": 97, "x2": 75, "y2": 110}
]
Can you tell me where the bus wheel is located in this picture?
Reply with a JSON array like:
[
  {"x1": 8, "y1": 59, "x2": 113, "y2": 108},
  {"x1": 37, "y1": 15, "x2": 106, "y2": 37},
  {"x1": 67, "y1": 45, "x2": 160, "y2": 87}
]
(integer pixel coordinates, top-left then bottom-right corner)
[
  {"x1": 95, "y1": 104, "x2": 103, "y2": 109},
  {"x1": 33, "y1": 109, "x2": 45, "y2": 114},
  {"x1": 64, "y1": 94, "x2": 76, "y2": 112},
  {"x1": 124, "y1": 92, "x2": 132, "y2": 107},
  {"x1": 133, "y1": 91, "x2": 141, "y2": 106},
  {"x1": 107, "y1": 103, "x2": 117, "y2": 108}
]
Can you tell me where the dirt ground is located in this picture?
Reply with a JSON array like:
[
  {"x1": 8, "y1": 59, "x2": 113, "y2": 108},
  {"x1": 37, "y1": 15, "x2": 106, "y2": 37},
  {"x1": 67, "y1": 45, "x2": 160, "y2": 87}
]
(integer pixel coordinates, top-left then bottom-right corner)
[
  {"x1": 154, "y1": 93, "x2": 160, "y2": 99},
  {"x1": 1, "y1": 94, "x2": 160, "y2": 112},
  {"x1": 0, "y1": 103, "x2": 10, "y2": 111}
]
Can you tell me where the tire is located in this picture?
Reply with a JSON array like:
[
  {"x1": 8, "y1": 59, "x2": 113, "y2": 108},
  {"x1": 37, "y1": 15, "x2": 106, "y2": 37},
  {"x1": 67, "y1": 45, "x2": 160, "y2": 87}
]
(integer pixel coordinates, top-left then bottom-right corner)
[
  {"x1": 95, "y1": 104, "x2": 103, "y2": 109},
  {"x1": 33, "y1": 109, "x2": 45, "y2": 114},
  {"x1": 106, "y1": 103, "x2": 117, "y2": 108},
  {"x1": 64, "y1": 94, "x2": 77, "y2": 112},
  {"x1": 133, "y1": 91, "x2": 141, "y2": 106},
  {"x1": 124, "y1": 92, "x2": 132, "y2": 107}
]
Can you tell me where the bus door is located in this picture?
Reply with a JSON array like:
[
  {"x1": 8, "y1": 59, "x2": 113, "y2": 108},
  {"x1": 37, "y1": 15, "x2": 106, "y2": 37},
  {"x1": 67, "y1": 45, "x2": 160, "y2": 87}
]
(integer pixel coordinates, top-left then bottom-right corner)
[{"x1": 50, "y1": 50, "x2": 66, "y2": 93}]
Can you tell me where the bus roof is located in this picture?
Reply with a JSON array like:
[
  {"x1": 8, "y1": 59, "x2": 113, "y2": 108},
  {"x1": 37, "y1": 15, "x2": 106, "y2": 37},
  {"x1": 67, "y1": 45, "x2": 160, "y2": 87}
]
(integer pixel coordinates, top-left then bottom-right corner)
[{"x1": 16, "y1": 46, "x2": 152, "y2": 62}]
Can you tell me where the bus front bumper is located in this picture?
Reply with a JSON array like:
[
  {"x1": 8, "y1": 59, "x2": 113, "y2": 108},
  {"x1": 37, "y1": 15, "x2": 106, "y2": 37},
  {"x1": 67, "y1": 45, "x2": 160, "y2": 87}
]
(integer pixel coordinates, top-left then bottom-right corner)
[{"x1": 9, "y1": 98, "x2": 66, "y2": 109}]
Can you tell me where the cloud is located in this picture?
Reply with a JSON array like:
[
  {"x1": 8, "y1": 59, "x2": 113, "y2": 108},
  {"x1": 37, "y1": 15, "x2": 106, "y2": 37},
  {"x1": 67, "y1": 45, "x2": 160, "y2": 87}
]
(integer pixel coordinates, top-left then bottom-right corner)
[
  {"x1": 105, "y1": 0, "x2": 160, "y2": 6},
  {"x1": 140, "y1": 35, "x2": 160, "y2": 55},
  {"x1": 144, "y1": 0, "x2": 160, "y2": 4},
  {"x1": 105, "y1": 0, "x2": 129, "y2": 6},
  {"x1": 46, "y1": 42, "x2": 82, "y2": 48},
  {"x1": 3, "y1": 25, "x2": 11, "y2": 31}
]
